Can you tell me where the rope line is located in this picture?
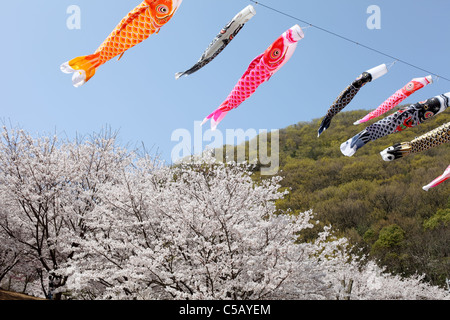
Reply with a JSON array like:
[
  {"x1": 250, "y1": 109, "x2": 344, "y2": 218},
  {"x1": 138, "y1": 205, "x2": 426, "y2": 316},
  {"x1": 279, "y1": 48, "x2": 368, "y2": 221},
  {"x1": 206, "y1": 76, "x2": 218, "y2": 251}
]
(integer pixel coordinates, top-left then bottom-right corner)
[{"x1": 249, "y1": 0, "x2": 450, "y2": 82}]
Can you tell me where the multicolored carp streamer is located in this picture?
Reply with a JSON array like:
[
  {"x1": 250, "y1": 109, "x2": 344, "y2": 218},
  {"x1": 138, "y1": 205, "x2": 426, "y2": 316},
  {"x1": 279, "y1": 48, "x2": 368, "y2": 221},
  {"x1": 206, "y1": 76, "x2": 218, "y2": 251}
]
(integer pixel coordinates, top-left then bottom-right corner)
[
  {"x1": 380, "y1": 122, "x2": 450, "y2": 161},
  {"x1": 61, "y1": 0, "x2": 183, "y2": 87},
  {"x1": 423, "y1": 165, "x2": 450, "y2": 191},
  {"x1": 340, "y1": 92, "x2": 450, "y2": 157},
  {"x1": 175, "y1": 5, "x2": 256, "y2": 80},
  {"x1": 354, "y1": 75, "x2": 433, "y2": 125},
  {"x1": 317, "y1": 63, "x2": 388, "y2": 137},
  {"x1": 201, "y1": 25, "x2": 304, "y2": 130}
]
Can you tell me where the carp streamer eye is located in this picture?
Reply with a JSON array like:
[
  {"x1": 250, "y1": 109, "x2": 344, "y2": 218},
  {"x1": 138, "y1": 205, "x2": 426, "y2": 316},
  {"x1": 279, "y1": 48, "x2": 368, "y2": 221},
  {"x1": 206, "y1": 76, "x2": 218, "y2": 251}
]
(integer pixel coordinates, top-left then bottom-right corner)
[
  {"x1": 156, "y1": 5, "x2": 169, "y2": 15},
  {"x1": 270, "y1": 48, "x2": 282, "y2": 61},
  {"x1": 406, "y1": 82, "x2": 415, "y2": 91}
]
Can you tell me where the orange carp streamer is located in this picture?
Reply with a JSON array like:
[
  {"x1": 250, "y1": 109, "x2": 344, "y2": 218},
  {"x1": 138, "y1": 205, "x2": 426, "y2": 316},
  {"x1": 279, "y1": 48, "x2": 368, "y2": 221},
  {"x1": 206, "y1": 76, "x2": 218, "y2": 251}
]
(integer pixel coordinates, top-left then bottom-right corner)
[{"x1": 61, "y1": 0, "x2": 183, "y2": 87}]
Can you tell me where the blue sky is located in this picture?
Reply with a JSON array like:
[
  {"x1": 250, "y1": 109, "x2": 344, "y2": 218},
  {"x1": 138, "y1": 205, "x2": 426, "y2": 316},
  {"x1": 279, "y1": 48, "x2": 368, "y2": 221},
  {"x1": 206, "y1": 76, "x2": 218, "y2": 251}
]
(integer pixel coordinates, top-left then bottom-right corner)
[{"x1": 1, "y1": 0, "x2": 450, "y2": 163}]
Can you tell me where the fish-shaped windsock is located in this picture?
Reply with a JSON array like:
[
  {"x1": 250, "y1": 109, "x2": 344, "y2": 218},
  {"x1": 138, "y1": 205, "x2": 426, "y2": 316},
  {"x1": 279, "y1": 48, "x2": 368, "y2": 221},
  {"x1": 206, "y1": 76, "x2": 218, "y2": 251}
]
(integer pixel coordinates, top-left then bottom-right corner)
[
  {"x1": 340, "y1": 92, "x2": 450, "y2": 157},
  {"x1": 175, "y1": 5, "x2": 256, "y2": 80},
  {"x1": 423, "y1": 165, "x2": 450, "y2": 191},
  {"x1": 317, "y1": 64, "x2": 388, "y2": 137},
  {"x1": 354, "y1": 76, "x2": 433, "y2": 125},
  {"x1": 201, "y1": 25, "x2": 304, "y2": 130},
  {"x1": 380, "y1": 122, "x2": 450, "y2": 161},
  {"x1": 61, "y1": 0, "x2": 183, "y2": 87}
]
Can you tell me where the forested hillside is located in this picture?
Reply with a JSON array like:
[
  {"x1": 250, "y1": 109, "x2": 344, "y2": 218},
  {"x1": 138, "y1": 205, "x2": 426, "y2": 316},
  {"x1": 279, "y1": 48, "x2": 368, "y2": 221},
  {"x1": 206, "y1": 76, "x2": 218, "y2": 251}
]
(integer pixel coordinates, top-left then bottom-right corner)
[{"x1": 224, "y1": 108, "x2": 450, "y2": 287}]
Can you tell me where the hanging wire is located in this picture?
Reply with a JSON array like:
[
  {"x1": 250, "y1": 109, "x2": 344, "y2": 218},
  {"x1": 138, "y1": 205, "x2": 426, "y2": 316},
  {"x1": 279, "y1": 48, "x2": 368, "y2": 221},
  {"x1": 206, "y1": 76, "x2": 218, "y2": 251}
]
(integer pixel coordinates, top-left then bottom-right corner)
[
  {"x1": 387, "y1": 60, "x2": 398, "y2": 71},
  {"x1": 249, "y1": 0, "x2": 450, "y2": 82}
]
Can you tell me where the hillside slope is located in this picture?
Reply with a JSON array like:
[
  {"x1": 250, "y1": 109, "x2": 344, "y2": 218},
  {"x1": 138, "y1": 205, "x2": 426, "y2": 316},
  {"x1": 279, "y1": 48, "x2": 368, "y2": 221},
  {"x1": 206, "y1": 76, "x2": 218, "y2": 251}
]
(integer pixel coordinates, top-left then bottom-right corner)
[
  {"x1": 0, "y1": 289, "x2": 45, "y2": 300},
  {"x1": 221, "y1": 108, "x2": 450, "y2": 287}
]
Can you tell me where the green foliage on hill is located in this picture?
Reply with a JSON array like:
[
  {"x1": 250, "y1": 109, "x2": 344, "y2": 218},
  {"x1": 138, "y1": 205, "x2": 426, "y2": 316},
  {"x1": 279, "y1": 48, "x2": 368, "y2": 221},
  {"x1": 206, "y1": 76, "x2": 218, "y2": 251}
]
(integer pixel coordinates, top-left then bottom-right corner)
[{"x1": 218, "y1": 108, "x2": 450, "y2": 287}]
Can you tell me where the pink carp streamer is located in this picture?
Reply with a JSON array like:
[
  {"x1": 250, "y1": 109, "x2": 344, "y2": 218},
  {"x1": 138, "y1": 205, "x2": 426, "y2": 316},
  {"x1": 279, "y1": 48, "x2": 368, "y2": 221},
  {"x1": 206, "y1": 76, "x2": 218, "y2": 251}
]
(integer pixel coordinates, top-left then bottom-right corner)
[
  {"x1": 423, "y1": 165, "x2": 450, "y2": 191},
  {"x1": 201, "y1": 25, "x2": 304, "y2": 130},
  {"x1": 354, "y1": 75, "x2": 433, "y2": 125}
]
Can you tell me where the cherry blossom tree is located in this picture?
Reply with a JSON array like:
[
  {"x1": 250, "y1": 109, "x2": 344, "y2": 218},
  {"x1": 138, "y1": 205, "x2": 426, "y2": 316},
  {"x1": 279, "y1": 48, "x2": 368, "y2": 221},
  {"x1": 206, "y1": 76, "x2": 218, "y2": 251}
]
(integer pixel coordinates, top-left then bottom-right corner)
[
  {"x1": 0, "y1": 127, "x2": 132, "y2": 299},
  {"x1": 0, "y1": 234, "x2": 21, "y2": 284},
  {"x1": 327, "y1": 259, "x2": 450, "y2": 300},
  {"x1": 0, "y1": 127, "x2": 448, "y2": 300},
  {"x1": 58, "y1": 156, "x2": 350, "y2": 300}
]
